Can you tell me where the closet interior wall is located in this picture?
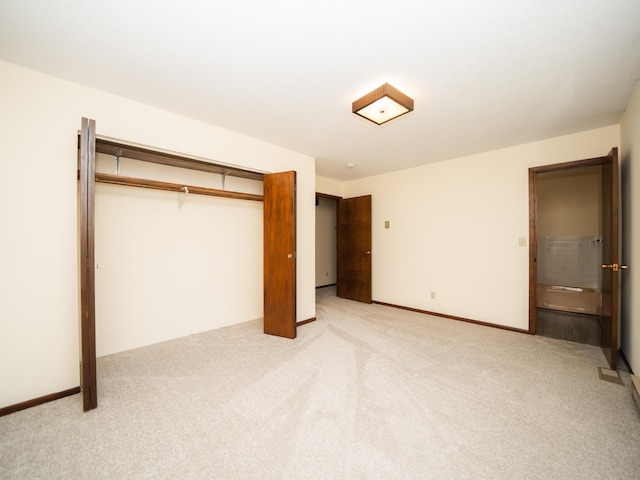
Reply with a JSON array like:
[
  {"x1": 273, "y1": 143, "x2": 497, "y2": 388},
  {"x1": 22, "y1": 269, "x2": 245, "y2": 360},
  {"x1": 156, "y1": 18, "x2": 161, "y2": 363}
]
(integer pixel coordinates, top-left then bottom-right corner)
[{"x1": 90, "y1": 139, "x2": 267, "y2": 358}]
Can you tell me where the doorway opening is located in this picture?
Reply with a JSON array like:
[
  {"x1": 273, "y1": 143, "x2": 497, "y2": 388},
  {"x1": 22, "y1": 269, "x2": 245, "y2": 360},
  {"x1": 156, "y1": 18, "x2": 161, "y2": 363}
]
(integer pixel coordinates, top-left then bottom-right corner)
[
  {"x1": 529, "y1": 148, "x2": 619, "y2": 370},
  {"x1": 534, "y1": 165, "x2": 603, "y2": 346},
  {"x1": 315, "y1": 194, "x2": 339, "y2": 288},
  {"x1": 315, "y1": 192, "x2": 373, "y2": 304}
]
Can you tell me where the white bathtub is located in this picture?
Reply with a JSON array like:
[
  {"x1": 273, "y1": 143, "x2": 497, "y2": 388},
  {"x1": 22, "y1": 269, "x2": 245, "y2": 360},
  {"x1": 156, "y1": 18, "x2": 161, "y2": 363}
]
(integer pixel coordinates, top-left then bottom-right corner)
[{"x1": 536, "y1": 284, "x2": 601, "y2": 315}]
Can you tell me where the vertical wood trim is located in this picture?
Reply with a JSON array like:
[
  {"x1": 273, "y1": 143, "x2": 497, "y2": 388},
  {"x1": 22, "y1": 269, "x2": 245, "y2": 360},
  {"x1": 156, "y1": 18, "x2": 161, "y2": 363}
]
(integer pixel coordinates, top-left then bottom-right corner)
[
  {"x1": 79, "y1": 118, "x2": 98, "y2": 411},
  {"x1": 606, "y1": 148, "x2": 619, "y2": 370},
  {"x1": 528, "y1": 170, "x2": 537, "y2": 334}
]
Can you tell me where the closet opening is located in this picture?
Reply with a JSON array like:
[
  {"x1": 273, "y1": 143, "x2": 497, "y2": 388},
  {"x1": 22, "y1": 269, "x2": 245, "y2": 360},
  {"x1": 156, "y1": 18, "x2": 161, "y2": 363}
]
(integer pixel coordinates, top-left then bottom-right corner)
[{"x1": 78, "y1": 118, "x2": 297, "y2": 411}]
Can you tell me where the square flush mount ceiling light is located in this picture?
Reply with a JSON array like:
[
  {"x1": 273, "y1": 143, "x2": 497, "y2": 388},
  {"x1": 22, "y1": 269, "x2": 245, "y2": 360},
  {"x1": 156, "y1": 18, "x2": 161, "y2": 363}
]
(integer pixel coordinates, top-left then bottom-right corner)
[{"x1": 352, "y1": 83, "x2": 414, "y2": 125}]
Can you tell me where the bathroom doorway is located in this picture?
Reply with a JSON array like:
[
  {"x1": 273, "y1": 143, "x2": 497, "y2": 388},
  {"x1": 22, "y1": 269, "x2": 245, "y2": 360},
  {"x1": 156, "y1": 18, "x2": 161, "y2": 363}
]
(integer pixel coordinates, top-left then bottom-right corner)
[
  {"x1": 529, "y1": 149, "x2": 620, "y2": 369},
  {"x1": 534, "y1": 165, "x2": 603, "y2": 345}
]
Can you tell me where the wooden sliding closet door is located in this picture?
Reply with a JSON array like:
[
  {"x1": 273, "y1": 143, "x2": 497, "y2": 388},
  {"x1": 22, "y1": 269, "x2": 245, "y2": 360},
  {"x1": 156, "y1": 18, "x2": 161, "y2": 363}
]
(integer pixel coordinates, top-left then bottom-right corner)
[
  {"x1": 263, "y1": 171, "x2": 297, "y2": 338},
  {"x1": 79, "y1": 117, "x2": 98, "y2": 411}
]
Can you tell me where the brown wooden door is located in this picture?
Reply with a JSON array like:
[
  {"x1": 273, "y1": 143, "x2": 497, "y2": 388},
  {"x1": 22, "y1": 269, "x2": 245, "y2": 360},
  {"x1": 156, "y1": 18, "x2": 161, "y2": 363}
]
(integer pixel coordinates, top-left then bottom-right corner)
[
  {"x1": 337, "y1": 195, "x2": 372, "y2": 303},
  {"x1": 600, "y1": 148, "x2": 619, "y2": 370},
  {"x1": 263, "y1": 171, "x2": 297, "y2": 338},
  {"x1": 79, "y1": 117, "x2": 98, "y2": 411}
]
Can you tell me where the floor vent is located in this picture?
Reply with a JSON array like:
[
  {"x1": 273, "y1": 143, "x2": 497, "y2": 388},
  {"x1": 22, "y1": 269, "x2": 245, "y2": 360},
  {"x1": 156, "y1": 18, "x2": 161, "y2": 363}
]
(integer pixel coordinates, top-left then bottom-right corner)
[
  {"x1": 598, "y1": 367, "x2": 624, "y2": 385},
  {"x1": 631, "y1": 374, "x2": 640, "y2": 413}
]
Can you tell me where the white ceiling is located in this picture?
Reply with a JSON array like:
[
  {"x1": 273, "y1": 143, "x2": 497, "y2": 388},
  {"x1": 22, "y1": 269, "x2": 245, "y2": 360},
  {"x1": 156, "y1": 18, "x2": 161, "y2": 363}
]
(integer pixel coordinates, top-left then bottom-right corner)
[{"x1": 1, "y1": 1, "x2": 639, "y2": 181}]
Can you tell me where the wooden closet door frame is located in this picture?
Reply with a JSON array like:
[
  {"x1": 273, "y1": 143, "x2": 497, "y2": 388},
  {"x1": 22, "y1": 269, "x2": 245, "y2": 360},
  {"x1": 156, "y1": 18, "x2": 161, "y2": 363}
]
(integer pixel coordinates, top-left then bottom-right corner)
[
  {"x1": 78, "y1": 118, "x2": 296, "y2": 411},
  {"x1": 79, "y1": 117, "x2": 98, "y2": 411}
]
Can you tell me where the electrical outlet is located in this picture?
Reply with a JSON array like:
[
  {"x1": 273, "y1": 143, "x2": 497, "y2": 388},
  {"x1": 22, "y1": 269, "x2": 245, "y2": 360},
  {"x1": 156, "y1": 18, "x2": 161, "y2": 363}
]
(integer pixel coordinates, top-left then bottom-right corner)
[
  {"x1": 519, "y1": 237, "x2": 527, "y2": 247},
  {"x1": 430, "y1": 291, "x2": 436, "y2": 300}
]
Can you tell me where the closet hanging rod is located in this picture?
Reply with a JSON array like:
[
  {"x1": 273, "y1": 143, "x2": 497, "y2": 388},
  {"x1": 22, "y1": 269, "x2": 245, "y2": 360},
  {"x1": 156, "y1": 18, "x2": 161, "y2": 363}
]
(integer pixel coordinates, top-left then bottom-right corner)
[{"x1": 93, "y1": 172, "x2": 264, "y2": 202}]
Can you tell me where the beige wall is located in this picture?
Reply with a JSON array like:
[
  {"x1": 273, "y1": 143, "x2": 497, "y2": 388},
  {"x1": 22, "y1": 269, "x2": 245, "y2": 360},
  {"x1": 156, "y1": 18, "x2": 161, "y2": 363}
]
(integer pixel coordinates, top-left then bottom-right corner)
[
  {"x1": 0, "y1": 60, "x2": 316, "y2": 408},
  {"x1": 316, "y1": 176, "x2": 344, "y2": 198},
  {"x1": 536, "y1": 166, "x2": 602, "y2": 237},
  {"x1": 341, "y1": 126, "x2": 619, "y2": 330},
  {"x1": 621, "y1": 80, "x2": 640, "y2": 373}
]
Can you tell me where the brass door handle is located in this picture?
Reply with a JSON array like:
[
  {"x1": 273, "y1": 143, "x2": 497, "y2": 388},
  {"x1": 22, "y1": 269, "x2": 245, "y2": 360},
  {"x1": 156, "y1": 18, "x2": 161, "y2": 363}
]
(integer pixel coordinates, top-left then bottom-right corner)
[
  {"x1": 601, "y1": 264, "x2": 629, "y2": 272},
  {"x1": 365, "y1": 251, "x2": 371, "y2": 255}
]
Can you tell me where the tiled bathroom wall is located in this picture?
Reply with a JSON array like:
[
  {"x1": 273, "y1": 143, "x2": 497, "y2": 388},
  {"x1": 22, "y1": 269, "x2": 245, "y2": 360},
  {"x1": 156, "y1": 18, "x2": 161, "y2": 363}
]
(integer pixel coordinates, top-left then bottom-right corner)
[{"x1": 537, "y1": 236, "x2": 602, "y2": 289}]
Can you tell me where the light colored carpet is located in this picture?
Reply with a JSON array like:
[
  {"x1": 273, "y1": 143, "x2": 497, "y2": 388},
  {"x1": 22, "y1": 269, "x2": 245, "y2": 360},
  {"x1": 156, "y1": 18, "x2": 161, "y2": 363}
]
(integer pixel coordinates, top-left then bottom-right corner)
[{"x1": 1, "y1": 286, "x2": 639, "y2": 479}]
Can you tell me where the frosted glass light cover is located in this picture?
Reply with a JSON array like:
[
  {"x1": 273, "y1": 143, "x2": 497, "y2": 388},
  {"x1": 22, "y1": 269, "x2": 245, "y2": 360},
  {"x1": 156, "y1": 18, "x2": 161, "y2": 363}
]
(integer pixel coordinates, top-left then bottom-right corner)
[{"x1": 356, "y1": 96, "x2": 410, "y2": 125}]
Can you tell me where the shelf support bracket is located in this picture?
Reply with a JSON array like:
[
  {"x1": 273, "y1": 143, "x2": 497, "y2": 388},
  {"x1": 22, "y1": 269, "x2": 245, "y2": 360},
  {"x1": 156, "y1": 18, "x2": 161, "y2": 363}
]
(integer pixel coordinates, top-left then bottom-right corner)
[{"x1": 115, "y1": 150, "x2": 122, "y2": 175}]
